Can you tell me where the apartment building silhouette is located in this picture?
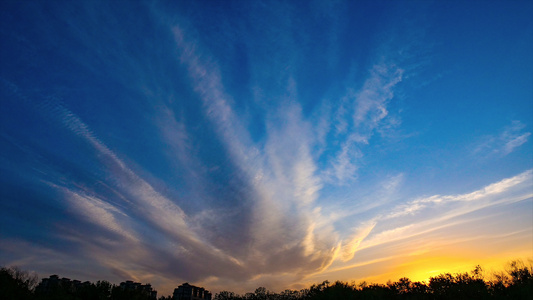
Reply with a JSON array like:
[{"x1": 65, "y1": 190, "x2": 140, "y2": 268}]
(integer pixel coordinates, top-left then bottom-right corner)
[{"x1": 173, "y1": 282, "x2": 212, "y2": 300}]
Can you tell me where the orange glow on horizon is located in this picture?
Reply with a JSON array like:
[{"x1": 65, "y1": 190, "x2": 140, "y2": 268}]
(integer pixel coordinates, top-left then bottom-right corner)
[{"x1": 357, "y1": 253, "x2": 533, "y2": 286}]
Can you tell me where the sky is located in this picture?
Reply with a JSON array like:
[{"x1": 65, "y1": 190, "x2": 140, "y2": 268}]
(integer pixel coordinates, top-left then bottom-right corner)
[{"x1": 1, "y1": 0, "x2": 532, "y2": 296}]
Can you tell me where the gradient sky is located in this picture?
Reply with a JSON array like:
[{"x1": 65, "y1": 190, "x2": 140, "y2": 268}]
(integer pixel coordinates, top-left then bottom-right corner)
[{"x1": 1, "y1": 0, "x2": 532, "y2": 296}]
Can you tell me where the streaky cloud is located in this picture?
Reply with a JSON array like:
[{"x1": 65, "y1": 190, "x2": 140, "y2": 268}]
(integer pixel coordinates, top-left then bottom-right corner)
[
  {"x1": 473, "y1": 121, "x2": 531, "y2": 157},
  {"x1": 172, "y1": 23, "x2": 339, "y2": 279},
  {"x1": 361, "y1": 169, "x2": 533, "y2": 252},
  {"x1": 340, "y1": 220, "x2": 377, "y2": 262},
  {"x1": 31, "y1": 96, "x2": 251, "y2": 282},
  {"x1": 324, "y1": 63, "x2": 404, "y2": 184},
  {"x1": 382, "y1": 169, "x2": 532, "y2": 223}
]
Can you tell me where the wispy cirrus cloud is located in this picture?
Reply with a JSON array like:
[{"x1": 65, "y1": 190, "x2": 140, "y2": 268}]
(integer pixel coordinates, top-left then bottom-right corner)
[
  {"x1": 473, "y1": 121, "x2": 531, "y2": 157},
  {"x1": 323, "y1": 63, "x2": 404, "y2": 184},
  {"x1": 340, "y1": 220, "x2": 377, "y2": 262},
  {"x1": 58, "y1": 185, "x2": 138, "y2": 243},
  {"x1": 167, "y1": 14, "x2": 418, "y2": 289},
  {"x1": 358, "y1": 169, "x2": 533, "y2": 254},
  {"x1": 384, "y1": 169, "x2": 532, "y2": 221},
  {"x1": 311, "y1": 170, "x2": 532, "y2": 284},
  {"x1": 10, "y1": 92, "x2": 250, "y2": 285},
  {"x1": 353, "y1": 64, "x2": 404, "y2": 132},
  {"x1": 171, "y1": 24, "x2": 338, "y2": 283}
]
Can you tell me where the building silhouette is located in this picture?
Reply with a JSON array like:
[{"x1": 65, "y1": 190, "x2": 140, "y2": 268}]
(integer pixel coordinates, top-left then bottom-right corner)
[
  {"x1": 173, "y1": 282, "x2": 212, "y2": 300},
  {"x1": 35, "y1": 274, "x2": 90, "y2": 294},
  {"x1": 119, "y1": 280, "x2": 157, "y2": 299},
  {"x1": 35, "y1": 275, "x2": 157, "y2": 299}
]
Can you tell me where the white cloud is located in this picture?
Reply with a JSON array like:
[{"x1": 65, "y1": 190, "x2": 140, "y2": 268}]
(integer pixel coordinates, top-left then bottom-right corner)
[
  {"x1": 502, "y1": 122, "x2": 531, "y2": 155},
  {"x1": 63, "y1": 188, "x2": 137, "y2": 242},
  {"x1": 172, "y1": 24, "x2": 340, "y2": 280},
  {"x1": 327, "y1": 138, "x2": 361, "y2": 183},
  {"x1": 474, "y1": 121, "x2": 531, "y2": 157},
  {"x1": 386, "y1": 169, "x2": 533, "y2": 221},
  {"x1": 353, "y1": 64, "x2": 403, "y2": 130},
  {"x1": 170, "y1": 27, "x2": 409, "y2": 281},
  {"x1": 37, "y1": 98, "x2": 261, "y2": 284},
  {"x1": 340, "y1": 221, "x2": 376, "y2": 261},
  {"x1": 359, "y1": 169, "x2": 533, "y2": 255},
  {"x1": 323, "y1": 63, "x2": 404, "y2": 185}
]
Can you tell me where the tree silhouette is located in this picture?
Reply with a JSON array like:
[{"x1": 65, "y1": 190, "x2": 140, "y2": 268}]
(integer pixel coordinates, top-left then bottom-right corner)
[
  {"x1": 0, "y1": 266, "x2": 37, "y2": 300},
  {"x1": 2, "y1": 260, "x2": 533, "y2": 300}
]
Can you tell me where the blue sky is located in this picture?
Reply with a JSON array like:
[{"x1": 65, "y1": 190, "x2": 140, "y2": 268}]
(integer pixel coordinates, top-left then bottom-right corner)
[{"x1": 1, "y1": 0, "x2": 532, "y2": 295}]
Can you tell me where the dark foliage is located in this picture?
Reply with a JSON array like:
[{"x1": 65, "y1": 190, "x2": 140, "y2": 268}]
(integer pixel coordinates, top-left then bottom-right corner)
[
  {"x1": 0, "y1": 266, "x2": 38, "y2": 300},
  {"x1": 1, "y1": 261, "x2": 532, "y2": 300},
  {"x1": 212, "y1": 262, "x2": 532, "y2": 300}
]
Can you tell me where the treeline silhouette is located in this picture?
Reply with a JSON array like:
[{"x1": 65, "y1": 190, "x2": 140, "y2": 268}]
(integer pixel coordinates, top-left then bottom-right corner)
[
  {"x1": 0, "y1": 268, "x2": 155, "y2": 300},
  {"x1": 1, "y1": 260, "x2": 532, "y2": 300},
  {"x1": 214, "y1": 262, "x2": 532, "y2": 300}
]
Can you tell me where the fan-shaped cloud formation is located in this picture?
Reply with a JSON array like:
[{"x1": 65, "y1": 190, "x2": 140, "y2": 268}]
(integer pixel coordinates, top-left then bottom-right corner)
[{"x1": 1, "y1": 0, "x2": 532, "y2": 295}]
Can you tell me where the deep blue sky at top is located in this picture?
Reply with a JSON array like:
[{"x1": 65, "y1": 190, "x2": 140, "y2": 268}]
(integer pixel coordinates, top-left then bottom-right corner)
[{"x1": 0, "y1": 0, "x2": 532, "y2": 294}]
